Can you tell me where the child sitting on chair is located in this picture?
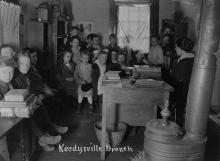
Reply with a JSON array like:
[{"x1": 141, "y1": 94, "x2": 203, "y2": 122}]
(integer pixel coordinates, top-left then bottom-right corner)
[{"x1": 74, "y1": 50, "x2": 93, "y2": 114}]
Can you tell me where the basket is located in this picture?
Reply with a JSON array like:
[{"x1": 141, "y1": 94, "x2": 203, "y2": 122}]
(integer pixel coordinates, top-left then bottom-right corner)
[{"x1": 94, "y1": 121, "x2": 127, "y2": 147}]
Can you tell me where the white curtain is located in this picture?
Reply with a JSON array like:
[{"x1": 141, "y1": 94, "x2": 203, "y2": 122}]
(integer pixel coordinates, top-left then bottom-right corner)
[
  {"x1": 0, "y1": 1, "x2": 21, "y2": 49},
  {"x1": 117, "y1": 5, "x2": 150, "y2": 53}
]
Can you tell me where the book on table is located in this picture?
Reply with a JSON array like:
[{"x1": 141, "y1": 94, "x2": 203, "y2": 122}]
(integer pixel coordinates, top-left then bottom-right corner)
[
  {"x1": 0, "y1": 94, "x2": 38, "y2": 118},
  {"x1": 107, "y1": 76, "x2": 120, "y2": 80},
  {"x1": 102, "y1": 79, "x2": 122, "y2": 88},
  {"x1": 133, "y1": 65, "x2": 161, "y2": 79},
  {"x1": 0, "y1": 94, "x2": 35, "y2": 108},
  {"x1": 4, "y1": 89, "x2": 29, "y2": 102},
  {"x1": 106, "y1": 71, "x2": 121, "y2": 80}
]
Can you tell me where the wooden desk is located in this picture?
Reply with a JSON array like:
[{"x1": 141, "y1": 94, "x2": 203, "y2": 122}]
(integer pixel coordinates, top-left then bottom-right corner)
[
  {"x1": 101, "y1": 79, "x2": 173, "y2": 160},
  {"x1": 0, "y1": 117, "x2": 23, "y2": 161},
  {"x1": 0, "y1": 96, "x2": 39, "y2": 161}
]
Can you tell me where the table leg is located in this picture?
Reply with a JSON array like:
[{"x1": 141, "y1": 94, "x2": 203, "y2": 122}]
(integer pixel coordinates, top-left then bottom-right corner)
[
  {"x1": 101, "y1": 93, "x2": 107, "y2": 160},
  {"x1": 0, "y1": 136, "x2": 10, "y2": 161},
  {"x1": 20, "y1": 124, "x2": 28, "y2": 161},
  {"x1": 108, "y1": 103, "x2": 117, "y2": 131}
]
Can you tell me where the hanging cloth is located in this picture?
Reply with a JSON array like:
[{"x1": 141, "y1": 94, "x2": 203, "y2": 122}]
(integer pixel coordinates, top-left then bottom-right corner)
[{"x1": 0, "y1": 1, "x2": 21, "y2": 49}]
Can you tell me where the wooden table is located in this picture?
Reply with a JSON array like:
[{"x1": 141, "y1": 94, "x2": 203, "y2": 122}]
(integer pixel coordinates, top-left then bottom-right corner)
[
  {"x1": 0, "y1": 117, "x2": 23, "y2": 161},
  {"x1": 0, "y1": 98, "x2": 39, "y2": 161},
  {"x1": 101, "y1": 79, "x2": 173, "y2": 160}
]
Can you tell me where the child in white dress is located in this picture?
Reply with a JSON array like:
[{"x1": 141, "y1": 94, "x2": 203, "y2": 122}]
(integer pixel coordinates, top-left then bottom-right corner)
[{"x1": 74, "y1": 50, "x2": 93, "y2": 114}]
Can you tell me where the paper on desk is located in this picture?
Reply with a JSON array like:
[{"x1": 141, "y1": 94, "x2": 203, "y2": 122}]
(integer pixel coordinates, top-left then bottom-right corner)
[
  {"x1": 106, "y1": 71, "x2": 121, "y2": 75},
  {"x1": 102, "y1": 80, "x2": 122, "y2": 88}
]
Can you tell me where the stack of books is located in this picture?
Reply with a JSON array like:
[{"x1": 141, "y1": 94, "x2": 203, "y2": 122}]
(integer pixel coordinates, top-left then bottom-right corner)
[
  {"x1": 0, "y1": 89, "x2": 38, "y2": 118},
  {"x1": 102, "y1": 71, "x2": 122, "y2": 88},
  {"x1": 4, "y1": 89, "x2": 29, "y2": 102},
  {"x1": 106, "y1": 71, "x2": 121, "y2": 80},
  {"x1": 134, "y1": 65, "x2": 161, "y2": 79}
]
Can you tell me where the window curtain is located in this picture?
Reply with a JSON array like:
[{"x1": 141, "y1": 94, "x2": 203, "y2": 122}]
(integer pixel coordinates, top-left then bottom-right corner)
[
  {"x1": 117, "y1": 5, "x2": 150, "y2": 52},
  {"x1": 0, "y1": 1, "x2": 21, "y2": 49}
]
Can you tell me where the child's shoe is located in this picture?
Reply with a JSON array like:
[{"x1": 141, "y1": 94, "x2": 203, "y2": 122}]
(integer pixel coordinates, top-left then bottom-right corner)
[
  {"x1": 54, "y1": 124, "x2": 68, "y2": 134},
  {"x1": 38, "y1": 134, "x2": 62, "y2": 146},
  {"x1": 42, "y1": 145, "x2": 55, "y2": 151}
]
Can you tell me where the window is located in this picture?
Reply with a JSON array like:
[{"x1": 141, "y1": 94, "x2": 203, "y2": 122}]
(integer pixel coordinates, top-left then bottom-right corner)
[{"x1": 117, "y1": 4, "x2": 150, "y2": 53}]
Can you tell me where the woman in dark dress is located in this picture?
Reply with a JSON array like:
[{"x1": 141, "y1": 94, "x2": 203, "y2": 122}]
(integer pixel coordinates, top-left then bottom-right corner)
[{"x1": 167, "y1": 37, "x2": 195, "y2": 126}]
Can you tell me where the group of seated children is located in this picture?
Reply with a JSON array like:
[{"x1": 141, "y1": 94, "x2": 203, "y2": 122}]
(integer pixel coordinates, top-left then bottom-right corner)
[{"x1": 0, "y1": 45, "x2": 69, "y2": 151}]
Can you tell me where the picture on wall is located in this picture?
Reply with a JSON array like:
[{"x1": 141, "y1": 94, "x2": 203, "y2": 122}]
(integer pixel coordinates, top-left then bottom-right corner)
[{"x1": 79, "y1": 21, "x2": 93, "y2": 40}]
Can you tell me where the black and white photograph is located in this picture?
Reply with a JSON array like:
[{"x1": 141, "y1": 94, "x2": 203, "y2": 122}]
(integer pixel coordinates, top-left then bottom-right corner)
[
  {"x1": 0, "y1": 0, "x2": 219, "y2": 161},
  {"x1": 79, "y1": 21, "x2": 93, "y2": 40}
]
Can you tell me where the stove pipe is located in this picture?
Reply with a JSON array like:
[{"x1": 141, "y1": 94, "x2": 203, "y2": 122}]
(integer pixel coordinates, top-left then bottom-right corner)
[{"x1": 185, "y1": 0, "x2": 220, "y2": 140}]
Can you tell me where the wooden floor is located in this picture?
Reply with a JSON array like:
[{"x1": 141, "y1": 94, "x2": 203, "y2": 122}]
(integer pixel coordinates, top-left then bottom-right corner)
[{"x1": 31, "y1": 105, "x2": 144, "y2": 161}]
